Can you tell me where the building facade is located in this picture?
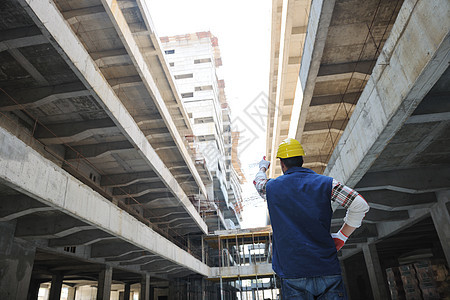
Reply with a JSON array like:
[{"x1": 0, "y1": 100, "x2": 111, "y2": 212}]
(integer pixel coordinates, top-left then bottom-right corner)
[{"x1": 160, "y1": 32, "x2": 243, "y2": 229}]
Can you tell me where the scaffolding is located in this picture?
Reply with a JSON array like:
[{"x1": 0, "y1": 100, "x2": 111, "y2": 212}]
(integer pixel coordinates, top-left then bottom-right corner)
[{"x1": 205, "y1": 227, "x2": 280, "y2": 299}]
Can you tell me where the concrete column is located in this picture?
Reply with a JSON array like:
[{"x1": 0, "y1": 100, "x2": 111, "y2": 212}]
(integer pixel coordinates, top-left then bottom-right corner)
[
  {"x1": 67, "y1": 286, "x2": 76, "y2": 300},
  {"x1": 27, "y1": 280, "x2": 41, "y2": 300},
  {"x1": 140, "y1": 273, "x2": 150, "y2": 300},
  {"x1": 362, "y1": 243, "x2": 388, "y2": 300},
  {"x1": 201, "y1": 236, "x2": 205, "y2": 263},
  {"x1": 49, "y1": 273, "x2": 63, "y2": 300},
  {"x1": 150, "y1": 286, "x2": 155, "y2": 300},
  {"x1": 339, "y1": 260, "x2": 351, "y2": 300},
  {"x1": 201, "y1": 278, "x2": 206, "y2": 300},
  {"x1": 123, "y1": 283, "x2": 131, "y2": 300},
  {"x1": 97, "y1": 266, "x2": 113, "y2": 300},
  {"x1": 431, "y1": 190, "x2": 450, "y2": 266},
  {"x1": 168, "y1": 280, "x2": 176, "y2": 300},
  {"x1": 0, "y1": 221, "x2": 36, "y2": 300}
]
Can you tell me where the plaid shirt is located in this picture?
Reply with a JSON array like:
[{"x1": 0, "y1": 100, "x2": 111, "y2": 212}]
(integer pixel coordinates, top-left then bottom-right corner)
[{"x1": 254, "y1": 173, "x2": 363, "y2": 210}]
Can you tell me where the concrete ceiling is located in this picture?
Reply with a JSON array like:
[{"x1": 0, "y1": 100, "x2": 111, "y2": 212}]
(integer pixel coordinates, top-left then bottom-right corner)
[
  {"x1": 0, "y1": 0, "x2": 223, "y2": 283},
  {"x1": 0, "y1": 0, "x2": 213, "y2": 237},
  {"x1": 268, "y1": 0, "x2": 450, "y2": 261}
]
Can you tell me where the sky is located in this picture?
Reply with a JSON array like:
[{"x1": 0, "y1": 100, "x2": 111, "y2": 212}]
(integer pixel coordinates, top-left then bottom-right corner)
[{"x1": 148, "y1": 0, "x2": 272, "y2": 228}]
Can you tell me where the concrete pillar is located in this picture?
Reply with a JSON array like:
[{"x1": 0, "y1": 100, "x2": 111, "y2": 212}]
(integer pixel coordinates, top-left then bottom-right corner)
[
  {"x1": 27, "y1": 280, "x2": 41, "y2": 300},
  {"x1": 123, "y1": 283, "x2": 131, "y2": 300},
  {"x1": 362, "y1": 243, "x2": 388, "y2": 300},
  {"x1": 201, "y1": 278, "x2": 206, "y2": 300},
  {"x1": 97, "y1": 266, "x2": 113, "y2": 300},
  {"x1": 339, "y1": 260, "x2": 351, "y2": 300},
  {"x1": 0, "y1": 221, "x2": 36, "y2": 300},
  {"x1": 431, "y1": 190, "x2": 450, "y2": 266},
  {"x1": 150, "y1": 286, "x2": 155, "y2": 300},
  {"x1": 67, "y1": 286, "x2": 76, "y2": 300},
  {"x1": 168, "y1": 280, "x2": 176, "y2": 300},
  {"x1": 140, "y1": 273, "x2": 150, "y2": 300},
  {"x1": 49, "y1": 273, "x2": 63, "y2": 300}
]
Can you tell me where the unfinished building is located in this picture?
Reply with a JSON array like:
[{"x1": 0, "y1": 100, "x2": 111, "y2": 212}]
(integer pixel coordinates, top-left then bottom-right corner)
[
  {"x1": 0, "y1": 0, "x2": 449, "y2": 299},
  {"x1": 267, "y1": 0, "x2": 449, "y2": 299}
]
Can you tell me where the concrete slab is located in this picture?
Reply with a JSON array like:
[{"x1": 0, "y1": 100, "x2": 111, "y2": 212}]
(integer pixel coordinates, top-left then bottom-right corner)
[
  {"x1": 17, "y1": 0, "x2": 207, "y2": 233},
  {"x1": 0, "y1": 126, "x2": 210, "y2": 276},
  {"x1": 325, "y1": 0, "x2": 450, "y2": 187}
]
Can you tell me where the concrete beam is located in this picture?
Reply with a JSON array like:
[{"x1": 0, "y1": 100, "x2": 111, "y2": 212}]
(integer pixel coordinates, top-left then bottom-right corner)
[
  {"x1": 356, "y1": 165, "x2": 450, "y2": 193},
  {"x1": 62, "y1": 5, "x2": 105, "y2": 19},
  {"x1": 8, "y1": 48, "x2": 49, "y2": 85},
  {"x1": 304, "y1": 120, "x2": 348, "y2": 132},
  {"x1": 140, "y1": 260, "x2": 178, "y2": 271},
  {"x1": 106, "y1": 251, "x2": 154, "y2": 262},
  {"x1": 269, "y1": 0, "x2": 303, "y2": 172},
  {"x1": 18, "y1": 0, "x2": 207, "y2": 232},
  {"x1": 290, "y1": 0, "x2": 336, "y2": 141},
  {"x1": 95, "y1": 54, "x2": 133, "y2": 68},
  {"x1": 362, "y1": 190, "x2": 437, "y2": 210},
  {"x1": 0, "y1": 26, "x2": 48, "y2": 52},
  {"x1": 399, "y1": 121, "x2": 448, "y2": 165},
  {"x1": 333, "y1": 207, "x2": 409, "y2": 223},
  {"x1": 325, "y1": 0, "x2": 450, "y2": 186},
  {"x1": 318, "y1": 60, "x2": 376, "y2": 76},
  {"x1": 100, "y1": 171, "x2": 158, "y2": 187},
  {"x1": 100, "y1": 0, "x2": 208, "y2": 200},
  {"x1": 133, "y1": 192, "x2": 174, "y2": 204},
  {"x1": 0, "y1": 195, "x2": 54, "y2": 221},
  {"x1": 209, "y1": 263, "x2": 274, "y2": 279},
  {"x1": 0, "y1": 82, "x2": 90, "y2": 111},
  {"x1": 376, "y1": 207, "x2": 431, "y2": 241},
  {"x1": 65, "y1": 141, "x2": 134, "y2": 160},
  {"x1": 291, "y1": 26, "x2": 307, "y2": 35},
  {"x1": 48, "y1": 229, "x2": 115, "y2": 247},
  {"x1": 34, "y1": 118, "x2": 119, "y2": 144},
  {"x1": 112, "y1": 182, "x2": 168, "y2": 198},
  {"x1": 91, "y1": 241, "x2": 143, "y2": 258},
  {"x1": 119, "y1": 256, "x2": 161, "y2": 266},
  {"x1": 315, "y1": 72, "x2": 369, "y2": 83},
  {"x1": 0, "y1": 126, "x2": 209, "y2": 275},
  {"x1": 90, "y1": 48, "x2": 128, "y2": 60},
  {"x1": 15, "y1": 215, "x2": 93, "y2": 239},
  {"x1": 406, "y1": 112, "x2": 450, "y2": 124},
  {"x1": 109, "y1": 75, "x2": 143, "y2": 89},
  {"x1": 310, "y1": 92, "x2": 361, "y2": 106}
]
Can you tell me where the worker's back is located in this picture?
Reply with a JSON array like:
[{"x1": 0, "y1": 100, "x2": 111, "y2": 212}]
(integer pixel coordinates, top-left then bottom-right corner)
[{"x1": 266, "y1": 166, "x2": 341, "y2": 278}]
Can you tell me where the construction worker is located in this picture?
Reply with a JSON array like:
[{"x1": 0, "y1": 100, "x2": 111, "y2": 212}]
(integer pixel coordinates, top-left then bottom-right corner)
[{"x1": 254, "y1": 138, "x2": 369, "y2": 299}]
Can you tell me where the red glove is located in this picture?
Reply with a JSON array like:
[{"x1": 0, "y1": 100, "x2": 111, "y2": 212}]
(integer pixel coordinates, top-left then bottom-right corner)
[{"x1": 331, "y1": 230, "x2": 348, "y2": 251}]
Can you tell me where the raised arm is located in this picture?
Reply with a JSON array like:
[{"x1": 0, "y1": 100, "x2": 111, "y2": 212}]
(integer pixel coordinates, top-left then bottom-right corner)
[{"x1": 253, "y1": 157, "x2": 270, "y2": 199}]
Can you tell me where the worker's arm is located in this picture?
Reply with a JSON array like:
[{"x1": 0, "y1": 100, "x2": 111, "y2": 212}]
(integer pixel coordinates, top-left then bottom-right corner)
[
  {"x1": 253, "y1": 158, "x2": 270, "y2": 200},
  {"x1": 330, "y1": 179, "x2": 370, "y2": 250}
]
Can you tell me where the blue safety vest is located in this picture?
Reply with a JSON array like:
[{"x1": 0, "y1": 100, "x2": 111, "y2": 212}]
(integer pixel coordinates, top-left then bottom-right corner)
[{"x1": 266, "y1": 167, "x2": 341, "y2": 278}]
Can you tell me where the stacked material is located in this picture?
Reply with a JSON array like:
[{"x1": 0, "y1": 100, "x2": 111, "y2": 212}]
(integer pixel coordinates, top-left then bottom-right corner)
[
  {"x1": 431, "y1": 263, "x2": 449, "y2": 299},
  {"x1": 413, "y1": 261, "x2": 440, "y2": 300},
  {"x1": 399, "y1": 265, "x2": 422, "y2": 300},
  {"x1": 386, "y1": 267, "x2": 405, "y2": 300},
  {"x1": 386, "y1": 262, "x2": 448, "y2": 300}
]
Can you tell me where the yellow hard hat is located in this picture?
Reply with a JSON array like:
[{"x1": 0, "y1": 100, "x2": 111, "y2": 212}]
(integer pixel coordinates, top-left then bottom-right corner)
[{"x1": 276, "y1": 138, "x2": 305, "y2": 159}]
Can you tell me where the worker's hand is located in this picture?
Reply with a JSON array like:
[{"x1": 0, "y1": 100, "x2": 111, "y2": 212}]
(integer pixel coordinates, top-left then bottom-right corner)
[
  {"x1": 259, "y1": 156, "x2": 270, "y2": 171},
  {"x1": 331, "y1": 230, "x2": 348, "y2": 251}
]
